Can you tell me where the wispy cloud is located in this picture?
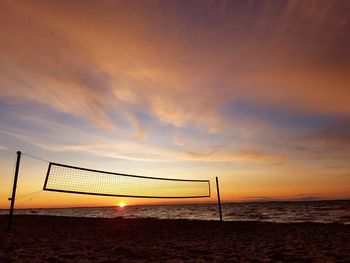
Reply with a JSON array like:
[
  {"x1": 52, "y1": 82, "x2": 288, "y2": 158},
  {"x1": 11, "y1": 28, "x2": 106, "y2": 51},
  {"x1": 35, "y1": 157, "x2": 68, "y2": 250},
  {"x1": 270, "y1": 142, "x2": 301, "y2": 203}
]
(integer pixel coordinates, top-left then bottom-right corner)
[
  {"x1": 0, "y1": 120, "x2": 283, "y2": 165},
  {"x1": 287, "y1": 118, "x2": 350, "y2": 162},
  {"x1": 184, "y1": 149, "x2": 284, "y2": 164},
  {"x1": 1, "y1": 0, "x2": 349, "y2": 134}
]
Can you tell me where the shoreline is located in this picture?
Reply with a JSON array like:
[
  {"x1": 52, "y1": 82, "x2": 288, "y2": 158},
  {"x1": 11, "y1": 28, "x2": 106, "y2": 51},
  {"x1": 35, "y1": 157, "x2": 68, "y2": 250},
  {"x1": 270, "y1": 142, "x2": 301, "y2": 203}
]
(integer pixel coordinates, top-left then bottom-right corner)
[
  {"x1": 1, "y1": 215, "x2": 349, "y2": 262},
  {"x1": 1, "y1": 198, "x2": 349, "y2": 211},
  {"x1": 0, "y1": 214, "x2": 349, "y2": 225}
]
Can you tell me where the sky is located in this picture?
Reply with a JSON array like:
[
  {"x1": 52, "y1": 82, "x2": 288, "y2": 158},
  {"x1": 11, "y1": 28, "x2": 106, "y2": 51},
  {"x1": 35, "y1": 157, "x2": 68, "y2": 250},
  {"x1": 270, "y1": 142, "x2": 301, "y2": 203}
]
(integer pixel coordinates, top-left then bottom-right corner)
[{"x1": 0, "y1": 0, "x2": 349, "y2": 208}]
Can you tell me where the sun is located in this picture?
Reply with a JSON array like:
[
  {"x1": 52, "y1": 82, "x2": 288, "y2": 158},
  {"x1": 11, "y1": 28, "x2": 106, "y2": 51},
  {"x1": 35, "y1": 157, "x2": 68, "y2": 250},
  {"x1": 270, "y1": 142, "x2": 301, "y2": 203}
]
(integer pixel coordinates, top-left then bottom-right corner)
[{"x1": 118, "y1": 202, "x2": 126, "y2": 208}]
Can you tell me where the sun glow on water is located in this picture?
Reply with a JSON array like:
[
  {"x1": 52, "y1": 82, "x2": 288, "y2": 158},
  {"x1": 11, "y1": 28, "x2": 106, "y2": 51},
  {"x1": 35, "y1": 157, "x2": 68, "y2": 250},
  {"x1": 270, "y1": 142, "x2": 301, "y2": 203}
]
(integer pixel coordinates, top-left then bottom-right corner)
[{"x1": 118, "y1": 202, "x2": 126, "y2": 208}]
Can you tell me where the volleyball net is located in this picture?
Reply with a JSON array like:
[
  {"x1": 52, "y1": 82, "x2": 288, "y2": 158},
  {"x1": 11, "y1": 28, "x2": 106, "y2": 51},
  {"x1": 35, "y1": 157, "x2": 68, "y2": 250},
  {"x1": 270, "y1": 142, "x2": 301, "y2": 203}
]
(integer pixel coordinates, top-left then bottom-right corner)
[{"x1": 43, "y1": 162, "x2": 211, "y2": 198}]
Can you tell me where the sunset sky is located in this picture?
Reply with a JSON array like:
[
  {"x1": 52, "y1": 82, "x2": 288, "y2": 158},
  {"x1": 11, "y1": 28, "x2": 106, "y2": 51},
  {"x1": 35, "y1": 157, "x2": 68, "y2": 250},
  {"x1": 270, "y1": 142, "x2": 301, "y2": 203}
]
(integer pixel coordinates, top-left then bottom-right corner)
[{"x1": 0, "y1": 0, "x2": 349, "y2": 208}]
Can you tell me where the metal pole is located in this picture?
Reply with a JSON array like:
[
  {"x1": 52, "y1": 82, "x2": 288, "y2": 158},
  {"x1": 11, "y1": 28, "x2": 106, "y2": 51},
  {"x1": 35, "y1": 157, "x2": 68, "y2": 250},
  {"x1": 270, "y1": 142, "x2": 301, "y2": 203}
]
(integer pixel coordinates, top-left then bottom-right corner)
[
  {"x1": 7, "y1": 151, "x2": 21, "y2": 229},
  {"x1": 216, "y1": 176, "x2": 223, "y2": 222}
]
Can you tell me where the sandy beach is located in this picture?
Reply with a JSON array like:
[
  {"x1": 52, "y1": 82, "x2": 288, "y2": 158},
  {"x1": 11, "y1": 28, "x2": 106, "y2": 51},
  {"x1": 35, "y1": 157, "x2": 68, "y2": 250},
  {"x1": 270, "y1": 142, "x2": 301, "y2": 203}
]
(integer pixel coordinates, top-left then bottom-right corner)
[{"x1": 0, "y1": 215, "x2": 349, "y2": 262}]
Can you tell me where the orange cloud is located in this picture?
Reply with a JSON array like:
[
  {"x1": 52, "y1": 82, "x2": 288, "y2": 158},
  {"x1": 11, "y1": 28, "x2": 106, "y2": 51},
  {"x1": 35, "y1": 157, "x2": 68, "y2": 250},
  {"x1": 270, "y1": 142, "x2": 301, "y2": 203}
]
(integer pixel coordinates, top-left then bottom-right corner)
[
  {"x1": 1, "y1": 0, "x2": 348, "y2": 133},
  {"x1": 184, "y1": 149, "x2": 284, "y2": 164},
  {"x1": 0, "y1": 0, "x2": 349, "y2": 163}
]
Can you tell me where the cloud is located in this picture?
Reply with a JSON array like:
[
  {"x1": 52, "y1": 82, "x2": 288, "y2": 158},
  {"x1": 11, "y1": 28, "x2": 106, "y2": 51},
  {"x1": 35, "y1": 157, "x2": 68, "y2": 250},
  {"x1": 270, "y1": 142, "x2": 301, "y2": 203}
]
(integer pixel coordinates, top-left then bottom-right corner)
[
  {"x1": 1, "y1": 0, "x2": 349, "y2": 135},
  {"x1": 0, "y1": 0, "x2": 349, "y2": 169},
  {"x1": 0, "y1": 3, "x2": 116, "y2": 130},
  {"x1": 0, "y1": 145, "x2": 6, "y2": 151},
  {"x1": 0, "y1": 111, "x2": 284, "y2": 165},
  {"x1": 184, "y1": 148, "x2": 284, "y2": 164},
  {"x1": 315, "y1": 119, "x2": 350, "y2": 145},
  {"x1": 288, "y1": 118, "x2": 350, "y2": 162}
]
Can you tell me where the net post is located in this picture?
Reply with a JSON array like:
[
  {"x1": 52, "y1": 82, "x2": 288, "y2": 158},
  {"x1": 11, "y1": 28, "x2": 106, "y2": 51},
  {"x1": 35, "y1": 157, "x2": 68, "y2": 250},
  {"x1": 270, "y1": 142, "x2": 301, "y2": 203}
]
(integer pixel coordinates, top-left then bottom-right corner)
[
  {"x1": 7, "y1": 151, "x2": 22, "y2": 229},
  {"x1": 216, "y1": 176, "x2": 223, "y2": 222}
]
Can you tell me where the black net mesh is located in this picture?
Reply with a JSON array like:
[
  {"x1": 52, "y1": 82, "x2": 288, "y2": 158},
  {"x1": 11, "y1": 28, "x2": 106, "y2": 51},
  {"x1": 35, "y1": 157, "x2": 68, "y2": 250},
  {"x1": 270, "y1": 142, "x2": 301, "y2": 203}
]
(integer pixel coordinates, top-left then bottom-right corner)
[{"x1": 43, "y1": 163, "x2": 210, "y2": 198}]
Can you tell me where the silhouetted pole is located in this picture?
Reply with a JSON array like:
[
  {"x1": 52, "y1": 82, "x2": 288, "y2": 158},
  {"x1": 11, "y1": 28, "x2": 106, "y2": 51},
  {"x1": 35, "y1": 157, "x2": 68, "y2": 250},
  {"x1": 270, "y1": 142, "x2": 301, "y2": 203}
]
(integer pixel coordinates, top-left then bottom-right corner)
[
  {"x1": 7, "y1": 151, "x2": 21, "y2": 229},
  {"x1": 216, "y1": 176, "x2": 223, "y2": 222}
]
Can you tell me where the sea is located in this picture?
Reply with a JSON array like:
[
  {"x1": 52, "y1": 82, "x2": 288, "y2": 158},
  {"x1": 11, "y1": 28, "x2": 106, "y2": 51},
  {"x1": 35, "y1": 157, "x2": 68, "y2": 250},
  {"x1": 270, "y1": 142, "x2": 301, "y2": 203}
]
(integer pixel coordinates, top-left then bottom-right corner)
[{"x1": 1, "y1": 200, "x2": 349, "y2": 224}]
